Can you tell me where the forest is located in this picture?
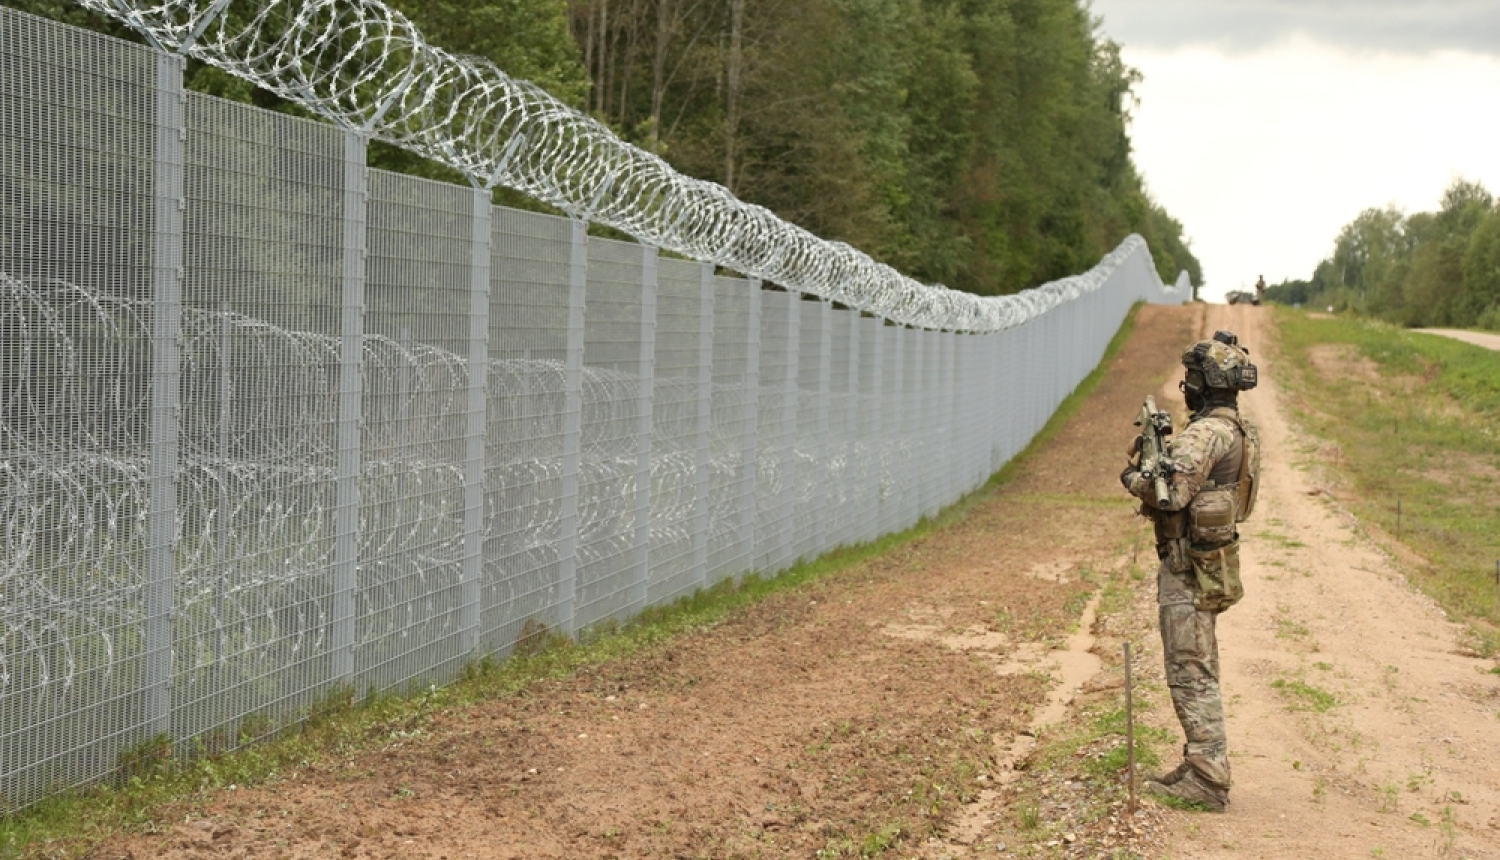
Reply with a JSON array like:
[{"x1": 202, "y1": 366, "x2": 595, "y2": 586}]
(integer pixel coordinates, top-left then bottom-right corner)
[
  {"x1": 1, "y1": 0, "x2": 1202, "y2": 298},
  {"x1": 1265, "y1": 178, "x2": 1500, "y2": 330}
]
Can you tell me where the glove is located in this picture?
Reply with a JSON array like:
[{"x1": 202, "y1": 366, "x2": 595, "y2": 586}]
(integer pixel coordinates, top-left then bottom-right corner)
[{"x1": 1119, "y1": 464, "x2": 1138, "y2": 491}]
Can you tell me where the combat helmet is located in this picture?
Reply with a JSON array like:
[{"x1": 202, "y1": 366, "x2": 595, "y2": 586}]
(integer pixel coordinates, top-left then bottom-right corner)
[{"x1": 1181, "y1": 330, "x2": 1258, "y2": 399}]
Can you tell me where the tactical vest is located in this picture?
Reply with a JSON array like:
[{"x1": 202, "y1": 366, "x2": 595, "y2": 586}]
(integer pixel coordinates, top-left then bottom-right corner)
[{"x1": 1186, "y1": 407, "x2": 1261, "y2": 546}]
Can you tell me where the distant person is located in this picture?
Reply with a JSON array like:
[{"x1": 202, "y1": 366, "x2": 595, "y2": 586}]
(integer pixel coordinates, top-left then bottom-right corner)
[
  {"x1": 1120, "y1": 331, "x2": 1261, "y2": 812},
  {"x1": 1254, "y1": 275, "x2": 1265, "y2": 306}
]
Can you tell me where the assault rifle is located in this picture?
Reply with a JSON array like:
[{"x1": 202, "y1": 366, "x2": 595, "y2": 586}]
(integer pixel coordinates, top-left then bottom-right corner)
[{"x1": 1133, "y1": 395, "x2": 1174, "y2": 508}]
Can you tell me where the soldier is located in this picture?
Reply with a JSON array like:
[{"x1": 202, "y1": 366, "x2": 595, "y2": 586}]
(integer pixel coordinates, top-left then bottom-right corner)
[
  {"x1": 1254, "y1": 275, "x2": 1266, "y2": 306},
  {"x1": 1120, "y1": 331, "x2": 1260, "y2": 812}
]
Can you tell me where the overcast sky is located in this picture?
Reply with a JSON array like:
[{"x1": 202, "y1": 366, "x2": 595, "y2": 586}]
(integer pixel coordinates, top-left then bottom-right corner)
[{"x1": 1088, "y1": 0, "x2": 1500, "y2": 302}]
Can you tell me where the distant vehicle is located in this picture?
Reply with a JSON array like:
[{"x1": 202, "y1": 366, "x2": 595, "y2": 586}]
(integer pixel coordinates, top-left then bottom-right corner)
[{"x1": 1225, "y1": 290, "x2": 1259, "y2": 306}]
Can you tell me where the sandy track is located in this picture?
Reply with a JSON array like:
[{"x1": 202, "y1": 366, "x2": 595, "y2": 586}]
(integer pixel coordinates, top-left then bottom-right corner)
[{"x1": 1156, "y1": 305, "x2": 1500, "y2": 859}]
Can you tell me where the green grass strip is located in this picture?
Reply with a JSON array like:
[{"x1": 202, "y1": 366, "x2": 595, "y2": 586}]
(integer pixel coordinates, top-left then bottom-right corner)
[{"x1": 1274, "y1": 307, "x2": 1500, "y2": 655}]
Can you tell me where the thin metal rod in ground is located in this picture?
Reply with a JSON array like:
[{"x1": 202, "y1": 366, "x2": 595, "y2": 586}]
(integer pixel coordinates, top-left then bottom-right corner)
[{"x1": 1125, "y1": 640, "x2": 1137, "y2": 814}]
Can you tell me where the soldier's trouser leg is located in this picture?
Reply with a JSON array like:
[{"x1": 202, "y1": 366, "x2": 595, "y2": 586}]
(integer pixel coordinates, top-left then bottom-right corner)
[{"x1": 1159, "y1": 601, "x2": 1230, "y2": 788}]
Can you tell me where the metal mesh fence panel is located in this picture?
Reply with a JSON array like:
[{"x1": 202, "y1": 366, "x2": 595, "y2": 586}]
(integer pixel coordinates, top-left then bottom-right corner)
[
  {"x1": 942, "y1": 334, "x2": 958, "y2": 506},
  {"x1": 755, "y1": 290, "x2": 797, "y2": 575},
  {"x1": 876, "y1": 324, "x2": 902, "y2": 537},
  {"x1": 577, "y1": 237, "x2": 651, "y2": 631},
  {"x1": 793, "y1": 299, "x2": 828, "y2": 564},
  {"x1": 920, "y1": 330, "x2": 941, "y2": 520},
  {"x1": 485, "y1": 208, "x2": 576, "y2": 654},
  {"x1": 649, "y1": 256, "x2": 706, "y2": 605},
  {"x1": 0, "y1": 5, "x2": 1194, "y2": 809},
  {"x1": 960, "y1": 336, "x2": 986, "y2": 494},
  {"x1": 826, "y1": 309, "x2": 855, "y2": 549},
  {"x1": 854, "y1": 316, "x2": 884, "y2": 545},
  {"x1": 898, "y1": 325, "x2": 916, "y2": 531},
  {"x1": 174, "y1": 92, "x2": 349, "y2": 750},
  {"x1": 0, "y1": 9, "x2": 160, "y2": 803},
  {"x1": 707, "y1": 275, "x2": 756, "y2": 585},
  {"x1": 356, "y1": 169, "x2": 476, "y2": 695}
]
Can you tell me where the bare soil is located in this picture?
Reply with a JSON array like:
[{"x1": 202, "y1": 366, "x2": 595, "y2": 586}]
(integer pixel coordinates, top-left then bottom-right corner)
[{"x1": 79, "y1": 304, "x2": 1500, "y2": 860}]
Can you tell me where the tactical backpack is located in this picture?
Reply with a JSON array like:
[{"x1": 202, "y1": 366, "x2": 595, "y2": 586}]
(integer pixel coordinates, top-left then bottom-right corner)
[{"x1": 1235, "y1": 416, "x2": 1261, "y2": 522}]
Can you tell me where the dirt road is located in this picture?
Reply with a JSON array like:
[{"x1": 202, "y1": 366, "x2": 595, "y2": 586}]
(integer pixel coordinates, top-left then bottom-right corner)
[
  {"x1": 80, "y1": 304, "x2": 1500, "y2": 860},
  {"x1": 1154, "y1": 305, "x2": 1500, "y2": 859}
]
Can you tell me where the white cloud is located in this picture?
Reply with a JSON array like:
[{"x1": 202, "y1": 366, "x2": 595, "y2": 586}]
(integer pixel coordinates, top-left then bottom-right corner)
[
  {"x1": 1090, "y1": 0, "x2": 1500, "y2": 56},
  {"x1": 1119, "y1": 37, "x2": 1500, "y2": 301}
]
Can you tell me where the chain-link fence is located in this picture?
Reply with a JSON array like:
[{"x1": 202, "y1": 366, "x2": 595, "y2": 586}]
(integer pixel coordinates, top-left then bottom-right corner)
[{"x1": 0, "y1": 5, "x2": 1189, "y2": 810}]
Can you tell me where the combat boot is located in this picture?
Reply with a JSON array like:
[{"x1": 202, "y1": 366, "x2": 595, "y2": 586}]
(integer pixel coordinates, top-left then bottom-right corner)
[
  {"x1": 1145, "y1": 768, "x2": 1228, "y2": 812},
  {"x1": 1150, "y1": 760, "x2": 1193, "y2": 786}
]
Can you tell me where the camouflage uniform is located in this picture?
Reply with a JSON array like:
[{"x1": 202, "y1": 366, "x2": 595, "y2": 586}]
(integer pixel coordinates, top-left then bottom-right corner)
[
  {"x1": 1126, "y1": 407, "x2": 1246, "y2": 790},
  {"x1": 1122, "y1": 333, "x2": 1259, "y2": 809}
]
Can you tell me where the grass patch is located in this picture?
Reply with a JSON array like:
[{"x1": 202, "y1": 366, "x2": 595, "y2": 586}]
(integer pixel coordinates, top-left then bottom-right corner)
[
  {"x1": 1151, "y1": 793, "x2": 1218, "y2": 813},
  {"x1": 1270, "y1": 677, "x2": 1339, "y2": 713},
  {"x1": 1274, "y1": 308, "x2": 1500, "y2": 655},
  {"x1": 1080, "y1": 709, "x2": 1171, "y2": 781}
]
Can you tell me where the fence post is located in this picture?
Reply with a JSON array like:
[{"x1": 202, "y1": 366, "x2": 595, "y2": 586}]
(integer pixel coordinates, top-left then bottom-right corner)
[
  {"x1": 631, "y1": 244, "x2": 658, "y2": 613},
  {"x1": 868, "y1": 319, "x2": 884, "y2": 544},
  {"x1": 844, "y1": 309, "x2": 860, "y2": 547},
  {"x1": 989, "y1": 333, "x2": 1001, "y2": 473},
  {"x1": 741, "y1": 279, "x2": 761, "y2": 577},
  {"x1": 941, "y1": 331, "x2": 956, "y2": 506},
  {"x1": 692, "y1": 262, "x2": 715, "y2": 590},
  {"x1": 145, "y1": 49, "x2": 186, "y2": 738},
  {"x1": 887, "y1": 324, "x2": 904, "y2": 533},
  {"x1": 967, "y1": 336, "x2": 980, "y2": 488},
  {"x1": 920, "y1": 330, "x2": 935, "y2": 517},
  {"x1": 984, "y1": 333, "x2": 995, "y2": 473},
  {"x1": 556, "y1": 219, "x2": 588, "y2": 637},
  {"x1": 815, "y1": 300, "x2": 832, "y2": 555},
  {"x1": 460, "y1": 187, "x2": 491, "y2": 658},
  {"x1": 780, "y1": 291, "x2": 800, "y2": 571},
  {"x1": 331, "y1": 129, "x2": 368, "y2": 687},
  {"x1": 216, "y1": 304, "x2": 230, "y2": 666},
  {"x1": 909, "y1": 327, "x2": 924, "y2": 525},
  {"x1": 920, "y1": 330, "x2": 933, "y2": 516}
]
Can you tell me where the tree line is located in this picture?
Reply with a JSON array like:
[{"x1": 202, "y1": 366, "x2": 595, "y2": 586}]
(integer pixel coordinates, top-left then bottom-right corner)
[
  {"x1": 1265, "y1": 178, "x2": 1500, "y2": 330},
  {"x1": 2, "y1": 0, "x2": 1201, "y2": 298}
]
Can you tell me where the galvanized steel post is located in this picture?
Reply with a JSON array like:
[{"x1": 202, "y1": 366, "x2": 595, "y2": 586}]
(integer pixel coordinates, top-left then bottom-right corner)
[
  {"x1": 741, "y1": 280, "x2": 761, "y2": 575},
  {"x1": 557, "y1": 219, "x2": 588, "y2": 637},
  {"x1": 844, "y1": 309, "x2": 860, "y2": 547},
  {"x1": 145, "y1": 49, "x2": 186, "y2": 737},
  {"x1": 331, "y1": 128, "x2": 368, "y2": 686},
  {"x1": 868, "y1": 318, "x2": 885, "y2": 543},
  {"x1": 692, "y1": 262, "x2": 715, "y2": 590},
  {"x1": 815, "y1": 300, "x2": 832, "y2": 556},
  {"x1": 631, "y1": 244, "x2": 658, "y2": 613},
  {"x1": 460, "y1": 187, "x2": 492, "y2": 657}
]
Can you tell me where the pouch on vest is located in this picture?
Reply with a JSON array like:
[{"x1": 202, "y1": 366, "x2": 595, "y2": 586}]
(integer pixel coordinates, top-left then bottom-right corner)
[
  {"x1": 1151, "y1": 510, "x2": 1192, "y2": 574},
  {"x1": 1188, "y1": 486, "x2": 1237, "y2": 544},
  {"x1": 1189, "y1": 540, "x2": 1243, "y2": 613}
]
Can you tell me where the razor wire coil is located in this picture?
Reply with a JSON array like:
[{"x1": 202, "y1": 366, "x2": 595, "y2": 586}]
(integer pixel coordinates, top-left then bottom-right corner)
[
  {"x1": 71, "y1": 0, "x2": 1166, "y2": 333},
  {"x1": 0, "y1": 269, "x2": 835, "y2": 706}
]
